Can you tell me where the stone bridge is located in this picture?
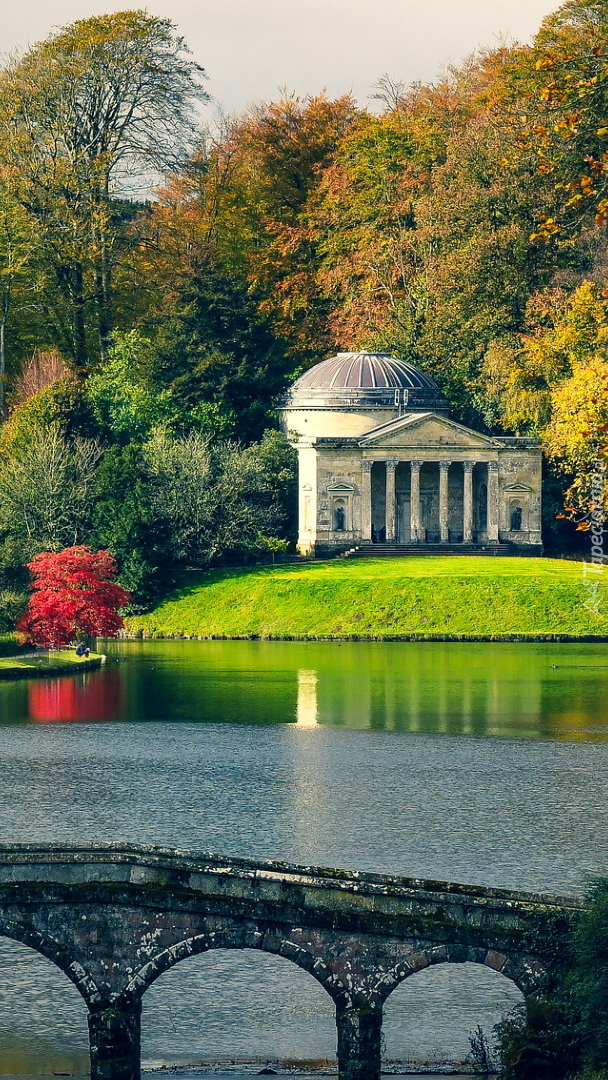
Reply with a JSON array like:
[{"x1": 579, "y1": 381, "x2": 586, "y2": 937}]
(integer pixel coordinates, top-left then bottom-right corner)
[{"x1": 0, "y1": 844, "x2": 583, "y2": 1080}]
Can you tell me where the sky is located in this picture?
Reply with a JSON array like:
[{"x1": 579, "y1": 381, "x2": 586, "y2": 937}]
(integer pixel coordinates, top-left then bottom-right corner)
[{"x1": 2, "y1": 0, "x2": 563, "y2": 117}]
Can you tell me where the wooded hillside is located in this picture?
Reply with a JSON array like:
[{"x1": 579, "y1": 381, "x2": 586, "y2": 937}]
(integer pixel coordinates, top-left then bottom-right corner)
[{"x1": 0, "y1": 1, "x2": 606, "y2": 615}]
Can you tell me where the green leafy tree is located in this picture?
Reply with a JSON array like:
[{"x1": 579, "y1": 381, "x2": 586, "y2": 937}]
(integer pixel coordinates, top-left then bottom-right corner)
[
  {"x1": 150, "y1": 265, "x2": 292, "y2": 443},
  {"x1": 0, "y1": 10, "x2": 208, "y2": 365},
  {"x1": 4, "y1": 378, "x2": 99, "y2": 449},
  {"x1": 0, "y1": 189, "x2": 42, "y2": 419},
  {"x1": 143, "y1": 430, "x2": 293, "y2": 567},
  {"x1": 87, "y1": 329, "x2": 176, "y2": 443},
  {"x1": 91, "y1": 443, "x2": 172, "y2": 607},
  {"x1": 572, "y1": 879, "x2": 608, "y2": 1069}
]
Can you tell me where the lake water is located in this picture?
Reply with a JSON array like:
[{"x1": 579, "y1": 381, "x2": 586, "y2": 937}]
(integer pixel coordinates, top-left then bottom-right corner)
[{"x1": 0, "y1": 639, "x2": 608, "y2": 1076}]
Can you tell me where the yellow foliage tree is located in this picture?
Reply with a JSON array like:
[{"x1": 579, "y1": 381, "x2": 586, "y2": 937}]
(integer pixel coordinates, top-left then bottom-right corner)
[
  {"x1": 544, "y1": 357, "x2": 608, "y2": 517},
  {"x1": 482, "y1": 280, "x2": 608, "y2": 438}
]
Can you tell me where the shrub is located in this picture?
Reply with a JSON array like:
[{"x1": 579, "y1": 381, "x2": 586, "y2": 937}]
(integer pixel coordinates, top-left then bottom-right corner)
[{"x1": 495, "y1": 996, "x2": 583, "y2": 1080}]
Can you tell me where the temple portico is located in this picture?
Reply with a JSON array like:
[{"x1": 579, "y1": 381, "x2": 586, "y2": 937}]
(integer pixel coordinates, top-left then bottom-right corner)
[
  {"x1": 364, "y1": 458, "x2": 499, "y2": 545},
  {"x1": 280, "y1": 351, "x2": 543, "y2": 557}
]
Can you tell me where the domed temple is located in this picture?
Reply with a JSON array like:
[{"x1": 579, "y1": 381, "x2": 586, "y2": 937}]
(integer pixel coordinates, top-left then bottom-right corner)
[{"x1": 280, "y1": 351, "x2": 542, "y2": 556}]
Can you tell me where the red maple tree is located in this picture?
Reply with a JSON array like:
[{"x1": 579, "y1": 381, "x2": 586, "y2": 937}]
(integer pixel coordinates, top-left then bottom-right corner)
[{"x1": 18, "y1": 546, "x2": 131, "y2": 649}]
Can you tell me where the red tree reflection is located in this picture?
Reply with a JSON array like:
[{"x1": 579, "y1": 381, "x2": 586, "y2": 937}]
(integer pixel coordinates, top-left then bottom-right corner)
[{"x1": 29, "y1": 670, "x2": 124, "y2": 723}]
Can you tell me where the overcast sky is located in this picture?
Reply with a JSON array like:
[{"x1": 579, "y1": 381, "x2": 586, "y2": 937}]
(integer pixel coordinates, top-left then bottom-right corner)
[{"x1": 2, "y1": 0, "x2": 562, "y2": 116}]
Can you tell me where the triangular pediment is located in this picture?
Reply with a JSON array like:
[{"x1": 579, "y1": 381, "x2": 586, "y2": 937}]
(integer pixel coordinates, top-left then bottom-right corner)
[
  {"x1": 358, "y1": 412, "x2": 498, "y2": 450},
  {"x1": 327, "y1": 482, "x2": 356, "y2": 492}
]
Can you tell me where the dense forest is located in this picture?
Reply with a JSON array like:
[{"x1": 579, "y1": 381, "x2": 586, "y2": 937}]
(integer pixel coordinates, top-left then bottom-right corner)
[{"x1": 0, "y1": 0, "x2": 607, "y2": 618}]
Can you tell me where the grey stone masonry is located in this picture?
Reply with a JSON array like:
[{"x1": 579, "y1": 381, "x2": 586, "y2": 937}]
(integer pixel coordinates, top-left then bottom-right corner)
[{"x1": 0, "y1": 844, "x2": 582, "y2": 1080}]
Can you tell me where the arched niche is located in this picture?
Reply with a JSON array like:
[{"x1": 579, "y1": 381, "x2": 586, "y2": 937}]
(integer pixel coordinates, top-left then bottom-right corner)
[
  {"x1": 140, "y1": 946, "x2": 337, "y2": 1068},
  {"x1": 382, "y1": 960, "x2": 523, "y2": 1067},
  {"x1": 0, "y1": 934, "x2": 89, "y2": 1075}
]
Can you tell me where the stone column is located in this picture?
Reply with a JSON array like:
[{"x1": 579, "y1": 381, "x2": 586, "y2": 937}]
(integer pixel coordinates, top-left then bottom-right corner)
[
  {"x1": 88, "y1": 1001, "x2": 141, "y2": 1080},
  {"x1": 487, "y1": 461, "x2": 500, "y2": 543},
  {"x1": 361, "y1": 461, "x2": 373, "y2": 541},
  {"x1": 385, "y1": 461, "x2": 397, "y2": 542},
  {"x1": 463, "y1": 461, "x2": 475, "y2": 543},
  {"x1": 410, "y1": 461, "x2": 422, "y2": 542},
  {"x1": 336, "y1": 1003, "x2": 383, "y2": 1080},
  {"x1": 439, "y1": 461, "x2": 451, "y2": 543}
]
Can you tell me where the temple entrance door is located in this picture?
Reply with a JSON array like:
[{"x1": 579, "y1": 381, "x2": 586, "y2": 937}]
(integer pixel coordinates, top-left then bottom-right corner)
[{"x1": 397, "y1": 494, "x2": 411, "y2": 543}]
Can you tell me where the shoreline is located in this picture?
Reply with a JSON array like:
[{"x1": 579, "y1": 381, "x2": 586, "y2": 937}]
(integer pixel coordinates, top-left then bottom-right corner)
[
  {"x1": 120, "y1": 630, "x2": 608, "y2": 643},
  {"x1": 0, "y1": 651, "x2": 105, "y2": 680},
  {"x1": 141, "y1": 1063, "x2": 481, "y2": 1077}
]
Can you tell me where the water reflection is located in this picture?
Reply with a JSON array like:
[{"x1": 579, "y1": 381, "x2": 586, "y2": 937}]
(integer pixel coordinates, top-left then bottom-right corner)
[
  {"x1": 297, "y1": 669, "x2": 319, "y2": 727},
  {"x1": 0, "y1": 640, "x2": 607, "y2": 739},
  {"x1": 28, "y1": 670, "x2": 124, "y2": 723}
]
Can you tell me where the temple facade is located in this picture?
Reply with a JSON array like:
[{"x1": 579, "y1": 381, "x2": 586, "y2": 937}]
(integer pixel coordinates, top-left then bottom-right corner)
[{"x1": 279, "y1": 351, "x2": 543, "y2": 557}]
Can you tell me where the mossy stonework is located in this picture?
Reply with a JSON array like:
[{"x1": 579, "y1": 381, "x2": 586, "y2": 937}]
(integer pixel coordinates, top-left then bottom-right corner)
[{"x1": 0, "y1": 844, "x2": 582, "y2": 1080}]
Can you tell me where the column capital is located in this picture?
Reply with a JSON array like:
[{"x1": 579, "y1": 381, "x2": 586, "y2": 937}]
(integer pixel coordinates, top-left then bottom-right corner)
[
  {"x1": 410, "y1": 460, "x2": 422, "y2": 473},
  {"x1": 487, "y1": 461, "x2": 499, "y2": 473},
  {"x1": 385, "y1": 459, "x2": 397, "y2": 473},
  {"x1": 361, "y1": 460, "x2": 373, "y2": 474},
  {"x1": 463, "y1": 460, "x2": 475, "y2": 473},
  {"x1": 439, "y1": 460, "x2": 452, "y2": 472}
]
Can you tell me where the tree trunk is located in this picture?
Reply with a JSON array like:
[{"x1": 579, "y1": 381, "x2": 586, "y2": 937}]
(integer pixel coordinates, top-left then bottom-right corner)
[{"x1": 0, "y1": 288, "x2": 10, "y2": 421}]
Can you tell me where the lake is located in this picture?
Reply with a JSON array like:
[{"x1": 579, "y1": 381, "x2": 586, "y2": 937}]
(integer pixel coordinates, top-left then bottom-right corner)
[{"x1": 0, "y1": 639, "x2": 607, "y2": 1075}]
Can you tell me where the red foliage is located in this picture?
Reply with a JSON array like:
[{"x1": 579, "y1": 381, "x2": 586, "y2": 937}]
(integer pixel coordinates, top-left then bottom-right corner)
[{"x1": 17, "y1": 546, "x2": 131, "y2": 649}]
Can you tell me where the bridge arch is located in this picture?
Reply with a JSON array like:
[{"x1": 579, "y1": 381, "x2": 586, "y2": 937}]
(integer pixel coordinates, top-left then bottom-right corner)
[
  {"x1": 0, "y1": 917, "x2": 100, "y2": 1004},
  {"x1": 381, "y1": 957, "x2": 525, "y2": 1067},
  {"x1": 124, "y1": 926, "x2": 343, "y2": 1007},
  {"x1": 138, "y1": 941, "x2": 339, "y2": 1068},
  {"x1": 374, "y1": 944, "x2": 550, "y2": 1005}
]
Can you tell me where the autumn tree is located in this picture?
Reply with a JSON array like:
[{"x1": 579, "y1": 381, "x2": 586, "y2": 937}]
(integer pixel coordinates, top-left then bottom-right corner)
[
  {"x1": 18, "y1": 546, "x2": 130, "y2": 648},
  {"x1": 140, "y1": 95, "x2": 359, "y2": 367},
  {"x1": 478, "y1": 281, "x2": 608, "y2": 522},
  {"x1": 0, "y1": 10, "x2": 208, "y2": 367},
  {"x1": 517, "y1": 0, "x2": 608, "y2": 236}
]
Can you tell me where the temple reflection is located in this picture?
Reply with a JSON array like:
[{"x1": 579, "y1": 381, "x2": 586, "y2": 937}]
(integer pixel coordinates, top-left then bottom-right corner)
[
  {"x1": 285, "y1": 643, "x2": 596, "y2": 738},
  {"x1": 296, "y1": 669, "x2": 318, "y2": 726}
]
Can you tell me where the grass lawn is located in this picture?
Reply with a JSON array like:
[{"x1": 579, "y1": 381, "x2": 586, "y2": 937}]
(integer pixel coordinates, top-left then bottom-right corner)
[
  {"x1": 125, "y1": 556, "x2": 608, "y2": 640},
  {"x1": 0, "y1": 650, "x2": 104, "y2": 679}
]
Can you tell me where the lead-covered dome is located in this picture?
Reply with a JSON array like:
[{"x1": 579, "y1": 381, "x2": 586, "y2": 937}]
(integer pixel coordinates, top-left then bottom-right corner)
[
  {"x1": 294, "y1": 351, "x2": 439, "y2": 391},
  {"x1": 283, "y1": 351, "x2": 447, "y2": 413}
]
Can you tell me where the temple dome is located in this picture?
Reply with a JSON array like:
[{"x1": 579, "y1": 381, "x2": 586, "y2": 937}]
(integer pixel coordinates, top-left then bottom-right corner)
[
  {"x1": 282, "y1": 351, "x2": 448, "y2": 421},
  {"x1": 293, "y1": 351, "x2": 440, "y2": 392}
]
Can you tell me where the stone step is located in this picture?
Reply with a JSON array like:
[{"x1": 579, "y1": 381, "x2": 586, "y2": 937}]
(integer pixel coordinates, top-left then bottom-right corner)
[{"x1": 340, "y1": 543, "x2": 513, "y2": 558}]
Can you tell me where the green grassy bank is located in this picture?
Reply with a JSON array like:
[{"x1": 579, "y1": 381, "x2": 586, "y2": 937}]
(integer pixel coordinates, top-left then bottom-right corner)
[
  {"x1": 0, "y1": 651, "x2": 104, "y2": 679},
  {"x1": 125, "y1": 557, "x2": 608, "y2": 640}
]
